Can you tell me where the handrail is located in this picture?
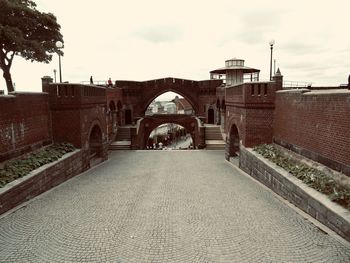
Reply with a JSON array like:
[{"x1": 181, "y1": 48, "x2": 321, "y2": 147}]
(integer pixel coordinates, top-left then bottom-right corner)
[
  {"x1": 283, "y1": 80, "x2": 313, "y2": 88},
  {"x1": 80, "y1": 80, "x2": 113, "y2": 85}
]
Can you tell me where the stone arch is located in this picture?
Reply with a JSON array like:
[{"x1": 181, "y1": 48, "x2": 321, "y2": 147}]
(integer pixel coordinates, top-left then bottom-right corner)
[
  {"x1": 146, "y1": 123, "x2": 193, "y2": 149},
  {"x1": 138, "y1": 115, "x2": 200, "y2": 149},
  {"x1": 226, "y1": 123, "x2": 240, "y2": 160},
  {"x1": 142, "y1": 87, "x2": 199, "y2": 114},
  {"x1": 88, "y1": 123, "x2": 103, "y2": 161},
  {"x1": 207, "y1": 105, "x2": 215, "y2": 124}
]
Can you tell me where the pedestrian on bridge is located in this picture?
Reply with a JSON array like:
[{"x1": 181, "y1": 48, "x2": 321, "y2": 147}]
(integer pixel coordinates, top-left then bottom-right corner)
[{"x1": 108, "y1": 78, "x2": 113, "y2": 87}]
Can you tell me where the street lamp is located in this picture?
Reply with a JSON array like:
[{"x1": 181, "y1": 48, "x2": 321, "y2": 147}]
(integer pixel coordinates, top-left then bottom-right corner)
[
  {"x1": 55, "y1": 41, "x2": 63, "y2": 83},
  {"x1": 269, "y1": 40, "x2": 275, "y2": 81},
  {"x1": 53, "y1": 69, "x2": 57, "y2": 82}
]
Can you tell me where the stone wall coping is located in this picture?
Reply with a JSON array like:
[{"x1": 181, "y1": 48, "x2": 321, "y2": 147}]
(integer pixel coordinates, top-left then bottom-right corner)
[
  {"x1": 0, "y1": 149, "x2": 81, "y2": 195},
  {"x1": 305, "y1": 89, "x2": 350, "y2": 95},
  {"x1": 277, "y1": 88, "x2": 350, "y2": 95},
  {"x1": 246, "y1": 147, "x2": 350, "y2": 223},
  {"x1": 276, "y1": 88, "x2": 310, "y2": 94},
  {"x1": 0, "y1": 95, "x2": 16, "y2": 99},
  {"x1": 8, "y1": 91, "x2": 49, "y2": 96}
]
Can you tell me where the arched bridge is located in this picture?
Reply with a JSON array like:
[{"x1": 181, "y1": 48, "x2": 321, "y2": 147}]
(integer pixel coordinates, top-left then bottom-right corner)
[{"x1": 136, "y1": 114, "x2": 204, "y2": 149}]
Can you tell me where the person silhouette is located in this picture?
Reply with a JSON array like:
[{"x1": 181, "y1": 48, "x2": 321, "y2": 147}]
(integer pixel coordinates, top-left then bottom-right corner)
[
  {"x1": 108, "y1": 78, "x2": 113, "y2": 87},
  {"x1": 90, "y1": 76, "x2": 93, "y2": 84}
]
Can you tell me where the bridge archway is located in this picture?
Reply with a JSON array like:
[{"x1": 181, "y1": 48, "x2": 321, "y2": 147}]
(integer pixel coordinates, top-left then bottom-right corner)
[
  {"x1": 143, "y1": 89, "x2": 198, "y2": 115},
  {"x1": 88, "y1": 124, "x2": 103, "y2": 162},
  {"x1": 145, "y1": 91, "x2": 193, "y2": 115},
  {"x1": 140, "y1": 78, "x2": 199, "y2": 115},
  {"x1": 137, "y1": 114, "x2": 201, "y2": 149},
  {"x1": 227, "y1": 124, "x2": 240, "y2": 158},
  {"x1": 147, "y1": 123, "x2": 193, "y2": 149}
]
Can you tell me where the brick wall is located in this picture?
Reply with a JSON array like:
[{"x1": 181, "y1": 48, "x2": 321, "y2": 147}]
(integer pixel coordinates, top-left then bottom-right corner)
[
  {"x1": 0, "y1": 92, "x2": 51, "y2": 162},
  {"x1": 273, "y1": 89, "x2": 350, "y2": 176},
  {"x1": 224, "y1": 82, "x2": 277, "y2": 148},
  {"x1": 42, "y1": 81, "x2": 109, "y2": 169}
]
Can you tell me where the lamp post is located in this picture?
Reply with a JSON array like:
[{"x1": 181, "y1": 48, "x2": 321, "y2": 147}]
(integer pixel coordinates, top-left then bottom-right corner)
[
  {"x1": 55, "y1": 41, "x2": 63, "y2": 83},
  {"x1": 53, "y1": 69, "x2": 57, "y2": 83},
  {"x1": 269, "y1": 40, "x2": 275, "y2": 81}
]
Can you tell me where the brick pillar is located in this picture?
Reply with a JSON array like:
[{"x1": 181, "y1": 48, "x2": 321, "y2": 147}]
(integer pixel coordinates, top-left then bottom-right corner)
[
  {"x1": 272, "y1": 68, "x2": 283, "y2": 90},
  {"x1": 41, "y1": 76, "x2": 53, "y2": 91}
]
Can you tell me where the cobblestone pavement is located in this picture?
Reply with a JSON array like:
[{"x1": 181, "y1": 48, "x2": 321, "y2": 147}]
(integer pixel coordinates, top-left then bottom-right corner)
[{"x1": 0, "y1": 150, "x2": 349, "y2": 262}]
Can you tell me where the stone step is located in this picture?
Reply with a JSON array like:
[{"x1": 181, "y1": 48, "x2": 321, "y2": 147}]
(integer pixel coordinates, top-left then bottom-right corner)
[
  {"x1": 205, "y1": 131, "x2": 223, "y2": 140},
  {"x1": 109, "y1": 141, "x2": 131, "y2": 150},
  {"x1": 116, "y1": 128, "x2": 131, "y2": 141},
  {"x1": 205, "y1": 140, "x2": 225, "y2": 150},
  {"x1": 205, "y1": 134, "x2": 223, "y2": 140}
]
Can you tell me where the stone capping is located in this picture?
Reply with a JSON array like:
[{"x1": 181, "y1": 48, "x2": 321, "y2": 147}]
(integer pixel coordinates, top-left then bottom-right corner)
[
  {"x1": 239, "y1": 146, "x2": 350, "y2": 242},
  {"x1": 0, "y1": 149, "x2": 83, "y2": 215}
]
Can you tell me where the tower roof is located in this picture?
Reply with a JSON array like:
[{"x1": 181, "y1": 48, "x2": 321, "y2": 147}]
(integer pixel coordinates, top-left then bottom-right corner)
[
  {"x1": 210, "y1": 58, "x2": 260, "y2": 74},
  {"x1": 210, "y1": 65, "x2": 260, "y2": 74}
]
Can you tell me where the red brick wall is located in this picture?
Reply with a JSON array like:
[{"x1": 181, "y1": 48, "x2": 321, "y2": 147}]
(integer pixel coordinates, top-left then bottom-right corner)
[
  {"x1": 43, "y1": 83, "x2": 107, "y2": 148},
  {"x1": 273, "y1": 89, "x2": 350, "y2": 175},
  {"x1": 224, "y1": 82, "x2": 277, "y2": 147},
  {"x1": 0, "y1": 92, "x2": 51, "y2": 162}
]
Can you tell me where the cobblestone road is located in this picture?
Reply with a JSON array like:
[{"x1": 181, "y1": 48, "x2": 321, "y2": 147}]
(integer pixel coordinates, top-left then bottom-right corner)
[{"x1": 0, "y1": 150, "x2": 349, "y2": 262}]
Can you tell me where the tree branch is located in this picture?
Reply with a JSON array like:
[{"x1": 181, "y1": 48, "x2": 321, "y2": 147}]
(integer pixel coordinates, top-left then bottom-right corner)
[{"x1": 4, "y1": 51, "x2": 15, "y2": 67}]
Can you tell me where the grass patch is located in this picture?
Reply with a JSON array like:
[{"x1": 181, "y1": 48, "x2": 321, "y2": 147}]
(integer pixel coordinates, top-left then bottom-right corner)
[
  {"x1": 0, "y1": 143, "x2": 75, "y2": 188},
  {"x1": 253, "y1": 144, "x2": 350, "y2": 210}
]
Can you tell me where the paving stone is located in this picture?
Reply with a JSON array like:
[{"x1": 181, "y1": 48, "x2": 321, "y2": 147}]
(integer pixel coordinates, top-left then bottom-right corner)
[{"x1": 0, "y1": 150, "x2": 349, "y2": 262}]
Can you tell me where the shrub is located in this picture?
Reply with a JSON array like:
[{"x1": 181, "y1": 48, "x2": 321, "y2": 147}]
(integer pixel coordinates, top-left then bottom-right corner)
[
  {"x1": 253, "y1": 144, "x2": 350, "y2": 210},
  {"x1": 0, "y1": 143, "x2": 75, "y2": 188}
]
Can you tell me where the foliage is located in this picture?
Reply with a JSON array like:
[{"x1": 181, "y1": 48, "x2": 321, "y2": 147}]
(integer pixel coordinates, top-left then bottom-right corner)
[
  {"x1": 253, "y1": 144, "x2": 350, "y2": 210},
  {"x1": 0, "y1": 0, "x2": 63, "y2": 92},
  {"x1": 0, "y1": 143, "x2": 75, "y2": 188}
]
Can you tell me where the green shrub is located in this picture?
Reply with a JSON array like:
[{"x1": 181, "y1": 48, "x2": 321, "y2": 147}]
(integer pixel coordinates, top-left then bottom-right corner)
[
  {"x1": 0, "y1": 143, "x2": 75, "y2": 188},
  {"x1": 253, "y1": 144, "x2": 350, "y2": 210}
]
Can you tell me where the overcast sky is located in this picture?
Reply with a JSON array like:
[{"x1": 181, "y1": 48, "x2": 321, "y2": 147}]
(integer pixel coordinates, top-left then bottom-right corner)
[{"x1": 3, "y1": 0, "x2": 350, "y2": 98}]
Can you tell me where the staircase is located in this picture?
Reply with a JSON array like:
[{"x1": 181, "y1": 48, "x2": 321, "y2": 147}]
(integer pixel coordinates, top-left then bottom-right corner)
[
  {"x1": 205, "y1": 125, "x2": 225, "y2": 150},
  {"x1": 109, "y1": 127, "x2": 131, "y2": 150}
]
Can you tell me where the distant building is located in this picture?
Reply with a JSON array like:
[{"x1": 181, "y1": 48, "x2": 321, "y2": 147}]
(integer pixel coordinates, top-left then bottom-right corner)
[
  {"x1": 164, "y1": 102, "x2": 176, "y2": 114},
  {"x1": 210, "y1": 58, "x2": 260, "y2": 86},
  {"x1": 174, "y1": 96, "x2": 193, "y2": 115}
]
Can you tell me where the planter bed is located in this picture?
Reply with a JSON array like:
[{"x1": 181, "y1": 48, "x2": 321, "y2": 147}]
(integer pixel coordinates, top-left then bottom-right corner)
[
  {"x1": 239, "y1": 146, "x2": 350, "y2": 242},
  {"x1": 0, "y1": 149, "x2": 83, "y2": 215}
]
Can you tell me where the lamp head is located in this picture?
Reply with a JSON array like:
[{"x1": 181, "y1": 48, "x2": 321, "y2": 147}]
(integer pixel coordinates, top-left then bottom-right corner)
[
  {"x1": 56, "y1": 41, "x2": 63, "y2": 48},
  {"x1": 269, "y1": 39, "x2": 275, "y2": 46}
]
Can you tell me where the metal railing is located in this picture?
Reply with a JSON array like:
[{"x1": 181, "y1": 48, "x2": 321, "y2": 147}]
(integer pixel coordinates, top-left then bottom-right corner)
[
  {"x1": 80, "y1": 80, "x2": 112, "y2": 85},
  {"x1": 283, "y1": 81, "x2": 313, "y2": 88}
]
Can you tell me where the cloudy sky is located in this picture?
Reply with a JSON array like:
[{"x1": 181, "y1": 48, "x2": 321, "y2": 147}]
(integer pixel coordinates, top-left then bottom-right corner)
[{"x1": 3, "y1": 0, "x2": 350, "y2": 96}]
